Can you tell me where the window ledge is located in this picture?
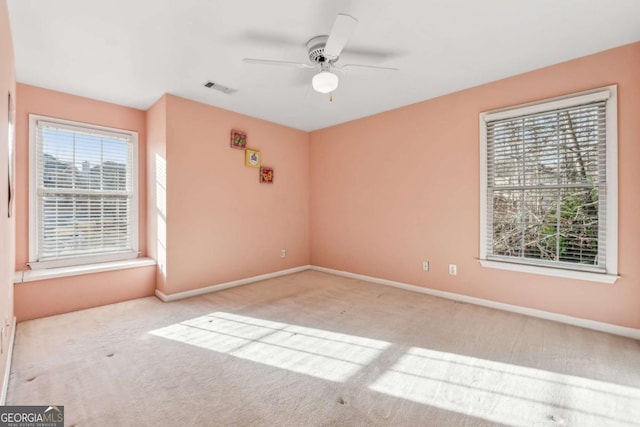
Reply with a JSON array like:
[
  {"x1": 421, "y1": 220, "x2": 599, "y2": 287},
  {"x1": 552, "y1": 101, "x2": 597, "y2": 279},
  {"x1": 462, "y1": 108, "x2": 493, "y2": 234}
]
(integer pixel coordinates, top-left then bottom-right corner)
[
  {"x1": 479, "y1": 259, "x2": 619, "y2": 284},
  {"x1": 14, "y1": 258, "x2": 156, "y2": 284}
]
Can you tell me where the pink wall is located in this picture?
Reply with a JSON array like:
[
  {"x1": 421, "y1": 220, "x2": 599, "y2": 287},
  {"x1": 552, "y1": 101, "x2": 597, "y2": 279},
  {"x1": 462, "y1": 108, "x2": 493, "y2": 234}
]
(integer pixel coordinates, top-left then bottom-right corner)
[
  {"x1": 0, "y1": 0, "x2": 16, "y2": 393},
  {"x1": 156, "y1": 95, "x2": 309, "y2": 295},
  {"x1": 13, "y1": 84, "x2": 155, "y2": 321},
  {"x1": 309, "y1": 42, "x2": 640, "y2": 329},
  {"x1": 14, "y1": 267, "x2": 156, "y2": 321},
  {"x1": 6, "y1": 36, "x2": 638, "y2": 330}
]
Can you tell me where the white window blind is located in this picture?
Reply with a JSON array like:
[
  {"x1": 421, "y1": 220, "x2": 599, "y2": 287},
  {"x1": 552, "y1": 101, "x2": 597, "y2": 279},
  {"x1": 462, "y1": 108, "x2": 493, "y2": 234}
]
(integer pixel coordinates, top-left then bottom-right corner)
[
  {"x1": 482, "y1": 89, "x2": 615, "y2": 275},
  {"x1": 30, "y1": 116, "x2": 138, "y2": 268}
]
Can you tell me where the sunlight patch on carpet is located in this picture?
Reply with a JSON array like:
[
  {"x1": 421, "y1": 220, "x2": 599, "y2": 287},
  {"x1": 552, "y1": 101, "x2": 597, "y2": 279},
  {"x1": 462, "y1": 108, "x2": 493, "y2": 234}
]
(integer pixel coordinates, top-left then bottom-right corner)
[
  {"x1": 149, "y1": 312, "x2": 390, "y2": 382},
  {"x1": 368, "y1": 346, "x2": 640, "y2": 426}
]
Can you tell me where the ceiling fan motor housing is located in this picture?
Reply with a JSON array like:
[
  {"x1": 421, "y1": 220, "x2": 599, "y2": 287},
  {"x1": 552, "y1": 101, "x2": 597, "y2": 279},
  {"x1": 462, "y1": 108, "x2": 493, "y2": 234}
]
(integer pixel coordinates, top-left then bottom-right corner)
[{"x1": 307, "y1": 35, "x2": 330, "y2": 63}]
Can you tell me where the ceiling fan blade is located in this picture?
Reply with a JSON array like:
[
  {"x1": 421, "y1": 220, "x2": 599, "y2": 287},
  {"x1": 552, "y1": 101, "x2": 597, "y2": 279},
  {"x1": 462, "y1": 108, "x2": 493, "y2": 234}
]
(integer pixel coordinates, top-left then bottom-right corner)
[
  {"x1": 336, "y1": 63, "x2": 399, "y2": 71},
  {"x1": 242, "y1": 58, "x2": 315, "y2": 69},
  {"x1": 341, "y1": 46, "x2": 405, "y2": 61},
  {"x1": 324, "y1": 13, "x2": 358, "y2": 60}
]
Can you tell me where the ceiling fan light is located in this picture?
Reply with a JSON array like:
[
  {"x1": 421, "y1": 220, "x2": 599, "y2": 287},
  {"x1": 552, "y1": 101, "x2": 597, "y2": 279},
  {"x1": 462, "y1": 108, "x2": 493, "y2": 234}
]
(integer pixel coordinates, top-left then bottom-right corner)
[{"x1": 312, "y1": 71, "x2": 339, "y2": 93}]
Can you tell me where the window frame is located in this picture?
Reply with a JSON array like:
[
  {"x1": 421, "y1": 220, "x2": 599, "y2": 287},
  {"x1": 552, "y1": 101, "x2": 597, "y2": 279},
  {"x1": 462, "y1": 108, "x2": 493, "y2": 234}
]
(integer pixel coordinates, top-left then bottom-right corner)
[
  {"x1": 28, "y1": 114, "x2": 139, "y2": 269},
  {"x1": 479, "y1": 86, "x2": 618, "y2": 284}
]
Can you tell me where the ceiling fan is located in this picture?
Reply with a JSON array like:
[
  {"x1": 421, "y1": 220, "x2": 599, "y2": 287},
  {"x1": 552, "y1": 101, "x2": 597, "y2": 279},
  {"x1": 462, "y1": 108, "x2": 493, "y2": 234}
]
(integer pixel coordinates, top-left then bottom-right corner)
[{"x1": 242, "y1": 14, "x2": 398, "y2": 94}]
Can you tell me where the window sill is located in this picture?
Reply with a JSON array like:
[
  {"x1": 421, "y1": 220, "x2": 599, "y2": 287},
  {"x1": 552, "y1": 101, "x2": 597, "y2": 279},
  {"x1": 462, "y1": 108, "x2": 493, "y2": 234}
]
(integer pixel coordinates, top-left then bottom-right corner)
[
  {"x1": 28, "y1": 251, "x2": 140, "y2": 270},
  {"x1": 479, "y1": 259, "x2": 619, "y2": 284},
  {"x1": 14, "y1": 258, "x2": 156, "y2": 284}
]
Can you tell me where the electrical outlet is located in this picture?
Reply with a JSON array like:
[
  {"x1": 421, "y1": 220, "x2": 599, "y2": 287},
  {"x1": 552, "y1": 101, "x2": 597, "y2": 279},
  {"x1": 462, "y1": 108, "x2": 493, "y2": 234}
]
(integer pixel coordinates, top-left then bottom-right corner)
[
  {"x1": 281, "y1": 248, "x2": 287, "y2": 258},
  {"x1": 448, "y1": 264, "x2": 457, "y2": 276},
  {"x1": 422, "y1": 260, "x2": 429, "y2": 271}
]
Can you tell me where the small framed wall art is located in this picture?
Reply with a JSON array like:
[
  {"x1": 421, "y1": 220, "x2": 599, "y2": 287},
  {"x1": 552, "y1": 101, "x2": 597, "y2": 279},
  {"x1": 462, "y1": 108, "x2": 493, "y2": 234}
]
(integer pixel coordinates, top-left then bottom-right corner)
[
  {"x1": 259, "y1": 167, "x2": 274, "y2": 184},
  {"x1": 230, "y1": 130, "x2": 247, "y2": 149},
  {"x1": 245, "y1": 149, "x2": 261, "y2": 168}
]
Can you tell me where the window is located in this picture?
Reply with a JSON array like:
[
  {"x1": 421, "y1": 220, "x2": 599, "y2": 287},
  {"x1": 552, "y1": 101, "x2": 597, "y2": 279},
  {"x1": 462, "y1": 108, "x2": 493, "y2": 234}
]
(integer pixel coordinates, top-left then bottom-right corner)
[
  {"x1": 479, "y1": 86, "x2": 618, "y2": 283},
  {"x1": 29, "y1": 115, "x2": 138, "y2": 269}
]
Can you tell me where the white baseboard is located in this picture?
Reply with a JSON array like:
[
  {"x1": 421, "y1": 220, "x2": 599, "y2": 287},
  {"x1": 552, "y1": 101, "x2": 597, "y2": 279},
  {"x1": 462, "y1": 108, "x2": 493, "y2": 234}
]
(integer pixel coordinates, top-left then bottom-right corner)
[
  {"x1": 1, "y1": 316, "x2": 17, "y2": 405},
  {"x1": 310, "y1": 266, "x2": 640, "y2": 340},
  {"x1": 152, "y1": 263, "x2": 640, "y2": 339},
  {"x1": 155, "y1": 265, "x2": 312, "y2": 302}
]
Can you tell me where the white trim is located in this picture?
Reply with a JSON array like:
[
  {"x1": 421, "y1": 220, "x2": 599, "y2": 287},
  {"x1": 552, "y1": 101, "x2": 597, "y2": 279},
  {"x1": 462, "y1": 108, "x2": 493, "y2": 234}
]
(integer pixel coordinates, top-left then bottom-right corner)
[
  {"x1": 310, "y1": 266, "x2": 640, "y2": 340},
  {"x1": 1, "y1": 317, "x2": 16, "y2": 405},
  {"x1": 479, "y1": 114, "x2": 488, "y2": 260},
  {"x1": 481, "y1": 87, "x2": 611, "y2": 122},
  {"x1": 604, "y1": 85, "x2": 618, "y2": 275},
  {"x1": 28, "y1": 115, "x2": 37, "y2": 263},
  {"x1": 479, "y1": 259, "x2": 619, "y2": 283},
  {"x1": 28, "y1": 251, "x2": 139, "y2": 270},
  {"x1": 131, "y1": 130, "x2": 140, "y2": 263},
  {"x1": 35, "y1": 119, "x2": 134, "y2": 139},
  {"x1": 14, "y1": 258, "x2": 156, "y2": 284},
  {"x1": 479, "y1": 85, "x2": 618, "y2": 276},
  {"x1": 28, "y1": 114, "x2": 140, "y2": 268},
  {"x1": 155, "y1": 265, "x2": 311, "y2": 302}
]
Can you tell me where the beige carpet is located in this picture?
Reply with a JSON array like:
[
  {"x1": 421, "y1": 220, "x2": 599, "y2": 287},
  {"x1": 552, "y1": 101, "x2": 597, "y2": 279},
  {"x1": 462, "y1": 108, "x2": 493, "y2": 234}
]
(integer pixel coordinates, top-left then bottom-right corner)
[{"x1": 7, "y1": 270, "x2": 640, "y2": 426}]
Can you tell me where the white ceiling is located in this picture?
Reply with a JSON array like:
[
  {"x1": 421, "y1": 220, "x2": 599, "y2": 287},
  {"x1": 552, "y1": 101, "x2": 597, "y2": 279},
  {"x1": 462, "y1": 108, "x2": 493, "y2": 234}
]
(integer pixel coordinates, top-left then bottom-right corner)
[{"x1": 7, "y1": 0, "x2": 640, "y2": 131}]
